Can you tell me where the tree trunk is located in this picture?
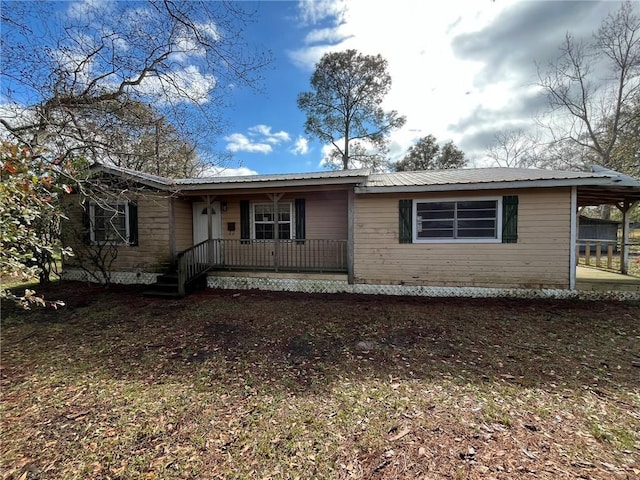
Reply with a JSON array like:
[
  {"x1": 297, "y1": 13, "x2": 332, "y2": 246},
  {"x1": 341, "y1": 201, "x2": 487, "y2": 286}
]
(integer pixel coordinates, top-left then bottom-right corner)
[{"x1": 342, "y1": 136, "x2": 349, "y2": 170}]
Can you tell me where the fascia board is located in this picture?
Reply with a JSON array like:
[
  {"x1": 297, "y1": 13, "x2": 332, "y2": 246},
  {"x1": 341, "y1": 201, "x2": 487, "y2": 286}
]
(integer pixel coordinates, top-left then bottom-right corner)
[{"x1": 354, "y1": 177, "x2": 626, "y2": 194}]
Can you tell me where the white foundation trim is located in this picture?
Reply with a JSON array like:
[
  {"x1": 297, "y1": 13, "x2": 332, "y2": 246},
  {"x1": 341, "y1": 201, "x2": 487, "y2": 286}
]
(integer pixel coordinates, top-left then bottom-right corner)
[
  {"x1": 207, "y1": 276, "x2": 640, "y2": 301},
  {"x1": 62, "y1": 269, "x2": 640, "y2": 300},
  {"x1": 62, "y1": 269, "x2": 160, "y2": 285}
]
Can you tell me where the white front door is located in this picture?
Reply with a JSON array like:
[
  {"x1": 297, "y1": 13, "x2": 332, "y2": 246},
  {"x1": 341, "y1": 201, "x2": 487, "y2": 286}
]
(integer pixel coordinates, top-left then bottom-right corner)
[{"x1": 193, "y1": 201, "x2": 222, "y2": 244}]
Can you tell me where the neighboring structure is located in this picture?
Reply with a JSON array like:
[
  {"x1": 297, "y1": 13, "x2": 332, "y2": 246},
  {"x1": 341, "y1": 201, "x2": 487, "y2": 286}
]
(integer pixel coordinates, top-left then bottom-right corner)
[
  {"x1": 61, "y1": 165, "x2": 640, "y2": 296},
  {"x1": 578, "y1": 216, "x2": 620, "y2": 253}
]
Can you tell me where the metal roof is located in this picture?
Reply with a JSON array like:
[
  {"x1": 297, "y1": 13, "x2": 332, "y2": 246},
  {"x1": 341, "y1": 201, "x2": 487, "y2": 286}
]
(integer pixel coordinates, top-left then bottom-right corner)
[
  {"x1": 176, "y1": 169, "x2": 370, "y2": 185},
  {"x1": 89, "y1": 163, "x2": 640, "y2": 205},
  {"x1": 90, "y1": 163, "x2": 371, "y2": 190},
  {"x1": 360, "y1": 167, "x2": 635, "y2": 188},
  {"x1": 356, "y1": 167, "x2": 640, "y2": 205},
  {"x1": 174, "y1": 168, "x2": 371, "y2": 190},
  {"x1": 90, "y1": 163, "x2": 173, "y2": 188}
]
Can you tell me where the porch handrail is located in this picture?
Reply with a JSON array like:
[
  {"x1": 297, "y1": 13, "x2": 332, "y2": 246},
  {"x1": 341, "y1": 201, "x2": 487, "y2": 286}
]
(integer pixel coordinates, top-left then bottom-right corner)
[
  {"x1": 176, "y1": 239, "x2": 214, "y2": 296},
  {"x1": 175, "y1": 239, "x2": 347, "y2": 292}
]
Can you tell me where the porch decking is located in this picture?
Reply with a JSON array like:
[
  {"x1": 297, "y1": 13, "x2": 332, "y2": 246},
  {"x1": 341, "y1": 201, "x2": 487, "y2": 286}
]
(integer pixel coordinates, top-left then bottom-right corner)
[{"x1": 576, "y1": 265, "x2": 640, "y2": 292}]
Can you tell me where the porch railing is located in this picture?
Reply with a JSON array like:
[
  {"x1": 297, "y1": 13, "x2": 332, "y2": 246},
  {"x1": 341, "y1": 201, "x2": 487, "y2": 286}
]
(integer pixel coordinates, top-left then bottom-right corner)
[
  {"x1": 576, "y1": 238, "x2": 619, "y2": 270},
  {"x1": 177, "y1": 238, "x2": 347, "y2": 295},
  {"x1": 575, "y1": 238, "x2": 640, "y2": 274},
  {"x1": 220, "y1": 239, "x2": 347, "y2": 272},
  {"x1": 176, "y1": 239, "x2": 221, "y2": 296}
]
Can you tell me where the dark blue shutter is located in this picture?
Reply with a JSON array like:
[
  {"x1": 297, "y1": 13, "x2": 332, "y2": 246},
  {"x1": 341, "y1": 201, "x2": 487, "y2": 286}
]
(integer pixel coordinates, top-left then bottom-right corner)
[
  {"x1": 240, "y1": 200, "x2": 250, "y2": 243},
  {"x1": 82, "y1": 207, "x2": 91, "y2": 245},
  {"x1": 399, "y1": 199, "x2": 413, "y2": 244},
  {"x1": 128, "y1": 202, "x2": 138, "y2": 246},
  {"x1": 502, "y1": 196, "x2": 518, "y2": 243},
  {"x1": 295, "y1": 198, "x2": 306, "y2": 244}
]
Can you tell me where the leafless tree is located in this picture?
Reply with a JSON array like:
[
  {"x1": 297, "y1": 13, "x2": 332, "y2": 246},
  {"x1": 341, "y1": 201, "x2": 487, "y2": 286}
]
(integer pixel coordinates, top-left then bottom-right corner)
[
  {"x1": 537, "y1": 0, "x2": 639, "y2": 176},
  {"x1": 1, "y1": 1, "x2": 270, "y2": 178},
  {"x1": 485, "y1": 129, "x2": 542, "y2": 168}
]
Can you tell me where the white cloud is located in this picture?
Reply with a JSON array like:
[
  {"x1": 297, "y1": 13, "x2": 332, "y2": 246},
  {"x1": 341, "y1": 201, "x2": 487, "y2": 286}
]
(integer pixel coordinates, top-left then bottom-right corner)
[
  {"x1": 196, "y1": 21, "x2": 220, "y2": 43},
  {"x1": 297, "y1": 0, "x2": 347, "y2": 25},
  {"x1": 67, "y1": 0, "x2": 111, "y2": 20},
  {"x1": 199, "y1": 165, "x2": 258, "y2": 177},
  {"x1": 304, "y1": 26, "x2": 352, "y2": 45},
  {"x1": 224, "y1": 133, "x2": 272, "y2": 154},
  {"x1": 248, "y1": 124, "x2": 291, "y2": 143},
  {"x1": 0, "y1": 103, "x2": 35, "y2": 139},
  {"x1": 134, "y1": 65, "x2": 216, "y2": 104},
  {"x1": 223, "y1": 124, "x2": 295, "y2": 154},
  {"x1": 49, "y1": 32, "x2": 100, "y2": 88},
  {"x1": 288, "y1": 0, "x2": 615, "y2": 160},
  {"x1": 291, "y1": 136, "x2": 310, "y2": 155},
  {"x1": 173, "y1": 21, "x2": 220, "y2": 62}
]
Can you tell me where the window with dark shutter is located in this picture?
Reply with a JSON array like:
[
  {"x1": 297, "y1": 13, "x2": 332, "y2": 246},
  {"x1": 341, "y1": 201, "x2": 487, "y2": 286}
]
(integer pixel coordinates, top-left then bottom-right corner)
[
  {"x1": 501, "y1": 195, "x2": 518, "y2": 243},
  {"x1": 399, "y1": 199, "x2": 413, "y2": 243},
  {"x1": 128, "y1": 202, "x2": 138, "y2": 246},
  {"x1": 82, "y1": 208, "x2": 91, "y2": 245}
]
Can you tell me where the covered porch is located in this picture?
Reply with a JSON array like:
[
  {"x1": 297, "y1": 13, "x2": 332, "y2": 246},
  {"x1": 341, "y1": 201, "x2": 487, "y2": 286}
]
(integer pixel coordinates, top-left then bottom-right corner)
[
  {"x1": 576, "y1": 265, "x2": 640, "y2": 292},
  {"x1": 573, "y1": 170, "x2": 640, "y2": 288},
  {"x1": 166, "y1": 172, "x2": 365, "y2": 296}
]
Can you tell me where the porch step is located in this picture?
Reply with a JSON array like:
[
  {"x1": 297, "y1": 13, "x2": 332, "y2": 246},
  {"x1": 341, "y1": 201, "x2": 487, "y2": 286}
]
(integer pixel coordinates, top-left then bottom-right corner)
[
  {"x1": 142, "y1": 271, "x2": 209, "y2": 298},
  {"x1": 143, "y1": 272, "x2": 181, "y2": 298}
]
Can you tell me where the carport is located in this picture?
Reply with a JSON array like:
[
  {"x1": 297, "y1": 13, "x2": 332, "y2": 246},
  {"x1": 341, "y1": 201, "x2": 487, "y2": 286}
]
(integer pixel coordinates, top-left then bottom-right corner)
[{"x1": 573, "y1": 167, "x2": 640, "y2": 286}]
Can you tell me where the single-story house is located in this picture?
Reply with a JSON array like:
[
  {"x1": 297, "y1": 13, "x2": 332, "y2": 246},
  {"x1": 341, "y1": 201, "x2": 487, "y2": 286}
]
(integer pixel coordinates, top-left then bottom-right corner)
[{"x1": 61, "y1": 164, "x2": 640, "y2": 297}]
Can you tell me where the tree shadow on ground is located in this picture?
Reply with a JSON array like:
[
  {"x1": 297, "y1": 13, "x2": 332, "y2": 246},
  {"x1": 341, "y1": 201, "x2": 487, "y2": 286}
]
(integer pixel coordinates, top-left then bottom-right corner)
[{"x1": 2, "y1": 282, "x2": 639, "y2": 395}]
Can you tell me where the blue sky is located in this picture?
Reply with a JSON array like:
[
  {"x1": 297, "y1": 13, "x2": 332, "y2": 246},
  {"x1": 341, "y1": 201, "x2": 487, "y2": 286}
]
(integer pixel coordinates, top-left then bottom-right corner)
[
  {"x1": 211, "y1": 0, "x2": 625, "y2": 175},
  {"x1": 1, "y1": 0, "x2": 628, "y2": 176}
]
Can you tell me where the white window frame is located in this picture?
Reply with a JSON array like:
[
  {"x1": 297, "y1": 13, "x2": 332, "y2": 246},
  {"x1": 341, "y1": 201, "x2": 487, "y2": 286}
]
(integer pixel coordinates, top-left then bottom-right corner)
[
  {"x1": 251, "y1": 202, "x2": 293, "y2": 240},
  {"x1": 412, "y1": 197, "x2": 503, "y2": 243},
  {"x1": 89, "y1": 202, "x2": 130, "y2": 245}
]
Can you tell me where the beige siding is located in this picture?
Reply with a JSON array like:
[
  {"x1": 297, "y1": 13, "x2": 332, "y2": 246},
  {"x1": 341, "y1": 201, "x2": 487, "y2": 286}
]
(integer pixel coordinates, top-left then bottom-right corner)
[
  {"x1": 211, "y1": 190, "x2": 348, "y2": 241},
  {"x1": 354, "y1": 188, "x2": 572, "y2": 289},
  {"x1": 305, "y1": 190, "x2": 348, "y2": 239},
  {"x1": 62, "y1": 192, "x2": 171, "y2": 273},
  {"x1": 173, "y1": 197, "x2": 193, "y2": 252}
]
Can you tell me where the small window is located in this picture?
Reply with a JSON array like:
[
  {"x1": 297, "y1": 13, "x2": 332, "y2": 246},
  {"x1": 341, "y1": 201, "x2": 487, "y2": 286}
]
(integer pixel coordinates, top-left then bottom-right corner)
[
  {"x1": 252, "y1": 203, "x2": 292, "y2": 240},
  {"x1": 414, "y1": 198, "x2": 501, "y2": 243},
  {"x1": 89, "y1": 202, "x2": 130, "y2": 244}
]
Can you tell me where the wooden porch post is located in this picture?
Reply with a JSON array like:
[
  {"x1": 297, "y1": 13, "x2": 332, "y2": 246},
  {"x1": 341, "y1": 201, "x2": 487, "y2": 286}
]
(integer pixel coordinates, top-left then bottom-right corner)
[
  {"x1": 206, "y1": 195, "x2": 215, "y2": 268},
  {"x1": 206, "y1": 195, "x2": 213, "y2": 241},
  {"x1": 569, "y1": 187, "x2": 577, "y2": 289},
  {"x1": 169, "y1": 196, "x2": 176, "y2": 260},
  {"x1": 347, "y1": 188, "x2": 355, "y2": 284},
  {"x1": 616, "y1": 200, "x2": 634, "y2": 275}
]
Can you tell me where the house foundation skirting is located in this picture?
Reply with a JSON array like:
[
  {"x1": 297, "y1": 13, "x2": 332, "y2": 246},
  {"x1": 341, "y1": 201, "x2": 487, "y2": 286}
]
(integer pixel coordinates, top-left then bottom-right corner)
[
  {"x1": 207, "y1": 275, "x2": 640, "y2": 301},
  {"x1": 61, "y1": 269, "x2": 640, "y2": 300},
  {"x1": 62, "y1": 269, "x2": 160, "y2": 285}
]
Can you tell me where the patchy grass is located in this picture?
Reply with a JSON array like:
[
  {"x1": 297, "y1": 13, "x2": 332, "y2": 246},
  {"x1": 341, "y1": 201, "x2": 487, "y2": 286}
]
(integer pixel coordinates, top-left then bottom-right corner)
[{"x1": 1, "y1": 282, "x2": 639, "y2": 479}]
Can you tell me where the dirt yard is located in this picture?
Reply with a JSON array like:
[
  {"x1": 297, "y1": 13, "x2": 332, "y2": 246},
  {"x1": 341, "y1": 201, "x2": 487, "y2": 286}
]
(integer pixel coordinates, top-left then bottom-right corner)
[{"x1": 1, "y1": 282, "x2": 639, "y2": 479}]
